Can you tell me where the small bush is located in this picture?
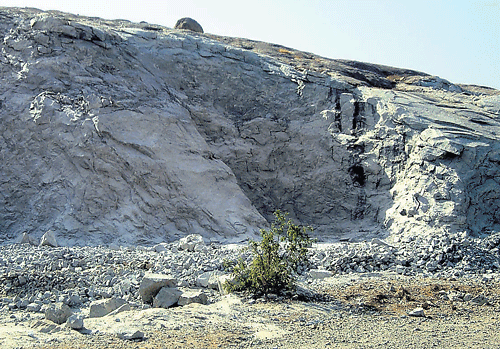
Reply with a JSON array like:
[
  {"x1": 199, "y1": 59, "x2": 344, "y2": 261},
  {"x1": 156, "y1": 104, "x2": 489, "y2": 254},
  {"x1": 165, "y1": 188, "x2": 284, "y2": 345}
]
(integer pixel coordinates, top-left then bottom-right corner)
[{"x1": 224, "y1": 210, "x2": 313, "y2": 296}]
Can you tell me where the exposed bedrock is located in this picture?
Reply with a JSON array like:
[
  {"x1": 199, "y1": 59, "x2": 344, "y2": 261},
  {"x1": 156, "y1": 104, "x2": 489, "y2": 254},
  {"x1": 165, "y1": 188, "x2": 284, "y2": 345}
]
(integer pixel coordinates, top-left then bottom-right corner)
[{"x1": 0, "y1": 7, "x2": 499, "y2": 245}]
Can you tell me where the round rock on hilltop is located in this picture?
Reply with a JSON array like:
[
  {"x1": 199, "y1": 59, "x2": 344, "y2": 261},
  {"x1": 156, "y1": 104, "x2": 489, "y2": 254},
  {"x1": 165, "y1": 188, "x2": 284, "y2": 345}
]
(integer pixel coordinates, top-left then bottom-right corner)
[{"x1": 174, "y1": 17, "x2": 204, "y2": 33}]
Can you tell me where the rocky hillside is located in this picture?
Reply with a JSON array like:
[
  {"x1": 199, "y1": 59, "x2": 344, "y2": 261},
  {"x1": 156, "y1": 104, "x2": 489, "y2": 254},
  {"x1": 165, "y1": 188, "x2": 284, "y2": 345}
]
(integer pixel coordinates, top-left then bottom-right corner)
[{"x1": 1, "y1": 7, "x2": 499, "y2": 246}]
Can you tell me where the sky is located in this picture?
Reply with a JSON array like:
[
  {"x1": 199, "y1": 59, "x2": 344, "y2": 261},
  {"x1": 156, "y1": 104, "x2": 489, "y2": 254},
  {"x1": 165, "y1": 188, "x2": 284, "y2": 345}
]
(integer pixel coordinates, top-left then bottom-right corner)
[{"x1": 2, "y1": 0, "x2": 500, "y2": 89}]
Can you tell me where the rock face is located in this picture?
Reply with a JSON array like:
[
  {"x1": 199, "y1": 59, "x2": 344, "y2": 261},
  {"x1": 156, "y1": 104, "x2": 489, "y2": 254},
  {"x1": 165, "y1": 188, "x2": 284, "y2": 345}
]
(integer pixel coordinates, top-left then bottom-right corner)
[{"x1": 0, "y1": 7, "x2": 499, "y2": 246}]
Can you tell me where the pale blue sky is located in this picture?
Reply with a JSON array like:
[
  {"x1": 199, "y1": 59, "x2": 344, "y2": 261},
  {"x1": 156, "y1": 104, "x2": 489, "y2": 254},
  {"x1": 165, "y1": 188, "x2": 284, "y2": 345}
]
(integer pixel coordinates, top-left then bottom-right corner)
[{"x1": 3, "y1": 0, "x2": 499, "y2": 89}]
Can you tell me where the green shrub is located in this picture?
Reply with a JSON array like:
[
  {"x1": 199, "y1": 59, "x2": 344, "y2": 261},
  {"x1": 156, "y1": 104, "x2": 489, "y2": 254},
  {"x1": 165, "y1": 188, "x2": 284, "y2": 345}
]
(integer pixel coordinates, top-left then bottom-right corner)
[{"x1": 224, "y1": 210, "x2": 313, "y2": 296}]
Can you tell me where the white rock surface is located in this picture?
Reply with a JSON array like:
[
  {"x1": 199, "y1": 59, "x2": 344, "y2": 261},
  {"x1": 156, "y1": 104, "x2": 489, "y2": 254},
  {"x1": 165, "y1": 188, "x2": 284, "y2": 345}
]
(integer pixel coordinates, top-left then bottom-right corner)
[{"x1": 408, "y1": 308, "x2": 425, "y2": 317}]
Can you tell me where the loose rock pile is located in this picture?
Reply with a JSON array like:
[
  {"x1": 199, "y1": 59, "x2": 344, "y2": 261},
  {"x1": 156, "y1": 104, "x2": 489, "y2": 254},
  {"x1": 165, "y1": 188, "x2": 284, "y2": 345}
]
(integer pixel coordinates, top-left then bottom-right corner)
[
  {"x1": 309, "y1": 232, "x2": 500, "y2": 278},
  {"x1": 1, "y1": 231, "x2": 499, "y2": 333}
]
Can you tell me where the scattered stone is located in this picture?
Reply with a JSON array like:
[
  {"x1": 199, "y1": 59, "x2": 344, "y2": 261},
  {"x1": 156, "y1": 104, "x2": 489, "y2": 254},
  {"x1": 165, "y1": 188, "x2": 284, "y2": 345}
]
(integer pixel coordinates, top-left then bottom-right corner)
[
  {"x1": 139, "y1": 273, "x2": 178, "y2": 303},
  {"x1": 27, "y1": 303, "x2": 42, "y2": 312},
  {"x1": 178, "y1": 234, "x2": 205, "y2": 252},
  {"x1": 116, "y1": 329, "x2": 144, "y2": 341},
  {"x1": 45, "y1": 302, "x2": 72, "y2": 324},
  {"x1": 408, "y1": 308, "x2": 425, "y2": 317}
]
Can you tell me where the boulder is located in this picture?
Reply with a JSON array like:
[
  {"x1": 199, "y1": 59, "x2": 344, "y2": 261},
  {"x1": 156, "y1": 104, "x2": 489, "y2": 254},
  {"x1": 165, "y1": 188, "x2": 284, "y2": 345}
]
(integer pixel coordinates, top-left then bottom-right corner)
[
  {"x1": 178, "y1": 289, "x2": 208, "y2": 306},
  {"x1": 139, "y1": 273, "x2": 178, "y2": 303},
  {"x1": 45, "y1": 302, "x2": 72, "y2": 324},
  {"x1": 18, "y1": 233, "x2": 37, "y2": 245},
  {"x1": 107, "y1": 303, "x2": 131, "y2": 316},
  {"x1": 116, "y1": 329, "x2": 144, "y2": 340},
  {"x1": 178, "y1": 234, "x2": 205, "y2": 252},
  {"x1": 152, "y1": 287, "x2": 182, "y2": 308},
  {"x1": 309, "y1": 269, "x2": 333, "y2": 279},
  {"x1": 66, "y1": 313, "x2": 84, "y2": 330},
  {"x1": 196, "y1": 270, "x2": 223, "y2": 289},
  {"x1": 174, "y1": 17, "x2": 204, "y2": 33},
  {"x1": 89, "y1": 298, "x2": 128, "y2": 318},
  {"x1": 39, "y1": 230, "x2": 58, "y2": 247}
]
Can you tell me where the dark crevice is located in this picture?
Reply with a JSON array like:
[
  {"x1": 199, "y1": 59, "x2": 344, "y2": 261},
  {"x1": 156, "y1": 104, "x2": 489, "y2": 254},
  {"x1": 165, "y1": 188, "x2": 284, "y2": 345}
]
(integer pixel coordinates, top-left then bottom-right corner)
[{"x1": 349, "y1": 164, "x2": 366, "y2": 187}]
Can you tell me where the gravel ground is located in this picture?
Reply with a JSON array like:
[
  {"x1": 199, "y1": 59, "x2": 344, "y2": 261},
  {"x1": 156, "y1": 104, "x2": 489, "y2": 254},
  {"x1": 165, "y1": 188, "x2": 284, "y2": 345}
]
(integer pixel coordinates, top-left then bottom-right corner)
[{"x1": 2, "y1": 271, "x2": 499, "y2": 349}]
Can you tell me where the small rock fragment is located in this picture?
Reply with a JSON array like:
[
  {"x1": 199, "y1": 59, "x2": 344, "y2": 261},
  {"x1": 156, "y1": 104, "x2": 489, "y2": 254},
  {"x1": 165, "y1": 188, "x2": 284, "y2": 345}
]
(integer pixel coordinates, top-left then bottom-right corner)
[
  {"x1": 470, "y1": 295, "x2": 489, "y2": 306},
  {"x1": 408, "y1": 307, "x2": 425, "y2": 317},
  {"x1": 117, "y1": 329, "x2": 144, "y2": 340}
]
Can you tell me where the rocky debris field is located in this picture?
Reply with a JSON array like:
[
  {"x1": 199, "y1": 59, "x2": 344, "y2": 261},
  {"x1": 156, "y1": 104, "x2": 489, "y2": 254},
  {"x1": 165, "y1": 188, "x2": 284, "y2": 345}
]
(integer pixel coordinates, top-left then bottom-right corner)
[{"x1": 1, "y1": 233, "x2": 500, "y2": 348}]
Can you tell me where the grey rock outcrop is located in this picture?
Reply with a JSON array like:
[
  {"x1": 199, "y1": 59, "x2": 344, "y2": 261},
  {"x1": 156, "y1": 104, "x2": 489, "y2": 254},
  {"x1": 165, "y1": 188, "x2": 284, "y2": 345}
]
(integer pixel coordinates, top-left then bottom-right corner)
[
  {"x1": 174, "y1": 17, "x2": 203, "y2": 33},
  {"x1": 0, "y1": 7, "x2": 499, "y2": 246}
]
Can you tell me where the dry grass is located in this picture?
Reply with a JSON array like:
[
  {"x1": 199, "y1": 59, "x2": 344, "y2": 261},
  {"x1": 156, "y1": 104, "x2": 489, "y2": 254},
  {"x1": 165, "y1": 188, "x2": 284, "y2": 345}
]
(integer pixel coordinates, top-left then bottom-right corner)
[{"x1": 324, "y1": 277, "x2": 496, "y2": 316}]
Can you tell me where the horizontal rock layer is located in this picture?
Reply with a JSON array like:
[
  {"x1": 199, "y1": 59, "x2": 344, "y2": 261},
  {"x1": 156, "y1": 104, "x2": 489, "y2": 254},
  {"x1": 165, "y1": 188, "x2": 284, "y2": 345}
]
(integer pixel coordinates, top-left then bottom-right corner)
[{"x1": 0, "y1": 7, "x2": 499, "y2": 245}]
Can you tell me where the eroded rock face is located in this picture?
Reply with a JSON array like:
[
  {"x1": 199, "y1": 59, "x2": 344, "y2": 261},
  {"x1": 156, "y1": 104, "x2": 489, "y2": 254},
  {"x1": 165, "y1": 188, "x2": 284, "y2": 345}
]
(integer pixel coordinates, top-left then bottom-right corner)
[{"x1": 0, "y1": 7, "x2": 499, "y2": 245}]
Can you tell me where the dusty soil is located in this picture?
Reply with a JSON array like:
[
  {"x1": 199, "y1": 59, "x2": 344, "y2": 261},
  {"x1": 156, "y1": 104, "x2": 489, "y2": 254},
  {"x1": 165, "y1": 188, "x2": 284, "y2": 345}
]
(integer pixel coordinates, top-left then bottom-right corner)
[{"x1": 2, "y1": 272, "x2": 499, "y2": 349}]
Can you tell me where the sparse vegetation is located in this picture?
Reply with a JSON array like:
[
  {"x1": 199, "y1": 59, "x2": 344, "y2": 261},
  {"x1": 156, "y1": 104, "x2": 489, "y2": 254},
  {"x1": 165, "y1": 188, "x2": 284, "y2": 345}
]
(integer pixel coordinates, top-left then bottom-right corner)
[{"x1": 224, "y1": 210, "x2": 314, "y2": 296}]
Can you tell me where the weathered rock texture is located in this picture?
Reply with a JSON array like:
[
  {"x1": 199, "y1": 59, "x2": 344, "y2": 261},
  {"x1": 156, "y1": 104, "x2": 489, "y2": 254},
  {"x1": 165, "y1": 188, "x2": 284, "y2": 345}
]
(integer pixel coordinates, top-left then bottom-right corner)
[{"x1": 0, "y1": 7, "x2": 499, "y2": 245}]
